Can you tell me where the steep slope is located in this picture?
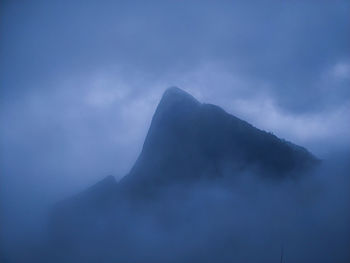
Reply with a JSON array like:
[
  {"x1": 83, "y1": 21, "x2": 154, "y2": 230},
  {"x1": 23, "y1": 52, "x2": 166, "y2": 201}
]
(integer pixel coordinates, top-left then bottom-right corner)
[{"x1": 122, "y1": 87, "x2": 318, "y2": 193}]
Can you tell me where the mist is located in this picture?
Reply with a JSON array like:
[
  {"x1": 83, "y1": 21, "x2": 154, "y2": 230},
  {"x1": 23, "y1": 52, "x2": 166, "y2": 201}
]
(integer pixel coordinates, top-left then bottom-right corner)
[
  {"x1": 4, "y1": 152, "x2": 349, "y2": 263},
  {"x1": 1, "y1": 1, "x2": 350, "y2": 262}
]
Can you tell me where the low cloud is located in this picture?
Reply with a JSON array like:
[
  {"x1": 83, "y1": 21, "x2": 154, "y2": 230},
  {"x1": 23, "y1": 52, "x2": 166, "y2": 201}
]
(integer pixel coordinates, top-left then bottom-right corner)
[{"x1": 1, "y1": 1, "x2": 349, "y2": 261}]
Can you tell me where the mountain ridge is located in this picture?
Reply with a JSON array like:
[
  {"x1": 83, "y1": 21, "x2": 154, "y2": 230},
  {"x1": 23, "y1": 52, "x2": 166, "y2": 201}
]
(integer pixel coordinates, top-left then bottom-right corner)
[{"x1": 121, "y1": 87, "x2": 318, "y2": 194}]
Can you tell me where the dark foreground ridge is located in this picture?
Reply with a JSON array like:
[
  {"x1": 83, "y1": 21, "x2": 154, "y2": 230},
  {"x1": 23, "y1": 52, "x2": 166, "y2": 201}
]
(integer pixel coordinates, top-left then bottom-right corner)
[{"x1": 48, "y1": 87, "x2": 320, "y2": 263}]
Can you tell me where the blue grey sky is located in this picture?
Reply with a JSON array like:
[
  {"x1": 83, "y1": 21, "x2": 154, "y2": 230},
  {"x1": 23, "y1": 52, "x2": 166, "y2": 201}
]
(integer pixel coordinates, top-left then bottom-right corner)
[{"x1": 0, "y1": 0, "x2": 349, "y2": 245}]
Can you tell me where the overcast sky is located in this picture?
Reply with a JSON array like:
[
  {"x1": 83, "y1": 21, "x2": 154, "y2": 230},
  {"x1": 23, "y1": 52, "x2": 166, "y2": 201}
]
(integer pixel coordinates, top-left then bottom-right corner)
[{"x1": 1, "y1": 0, "x2": 350, "y2": 243}]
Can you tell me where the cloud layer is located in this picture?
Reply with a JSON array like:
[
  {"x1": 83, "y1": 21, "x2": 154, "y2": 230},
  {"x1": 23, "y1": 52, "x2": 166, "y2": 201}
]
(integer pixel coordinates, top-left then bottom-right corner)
[{"x1": 1, "y1": 0, "x2": 349, "y2": 255}]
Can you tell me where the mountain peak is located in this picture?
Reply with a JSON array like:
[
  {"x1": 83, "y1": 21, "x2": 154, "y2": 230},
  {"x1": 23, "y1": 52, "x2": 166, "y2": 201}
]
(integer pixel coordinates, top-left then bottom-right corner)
[
  {"x1": 160, "y1": 87, "x2": 200, "y2": 107},
  {"x1": 124, "y1": 87, "x2": 319, "y2": 190},
  {"x1": 147, "y1": 87, "x2": 201, "y2": 134}
]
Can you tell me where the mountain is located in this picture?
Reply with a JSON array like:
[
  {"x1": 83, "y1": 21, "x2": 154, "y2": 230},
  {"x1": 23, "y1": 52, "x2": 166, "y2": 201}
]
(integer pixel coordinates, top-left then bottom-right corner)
[
  {"x1": 121, "y1": 87, "x2": 318, "y2": 194},
  {"x1": 47, "y1": 87, "x2": 319, "y2": 263}
]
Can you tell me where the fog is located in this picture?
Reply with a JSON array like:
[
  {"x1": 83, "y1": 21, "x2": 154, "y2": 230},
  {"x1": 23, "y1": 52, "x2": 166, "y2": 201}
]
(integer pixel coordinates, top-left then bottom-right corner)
[
  {"x1": 4, "y1": 151, "x2": 349, "y2": 263},
  {"x1": 1, "y1": 1, "x2": 349, "y2": 262}
]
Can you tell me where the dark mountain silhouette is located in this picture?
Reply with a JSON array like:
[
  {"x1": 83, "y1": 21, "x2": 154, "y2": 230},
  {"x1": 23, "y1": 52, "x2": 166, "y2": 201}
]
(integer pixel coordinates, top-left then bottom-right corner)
[
  {"x1": 122, "y1": 87, "x2": 317, "y2": 194},
  {"x1": 48, "y1": 87, "x2": 320, "y2": 263}
]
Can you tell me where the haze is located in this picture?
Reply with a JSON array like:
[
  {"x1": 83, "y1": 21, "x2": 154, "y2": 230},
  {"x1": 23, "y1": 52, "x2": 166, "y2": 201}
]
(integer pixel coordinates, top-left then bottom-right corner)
[{"x1": 0, "y1": 1, "x2": 349, "y2": 262}]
